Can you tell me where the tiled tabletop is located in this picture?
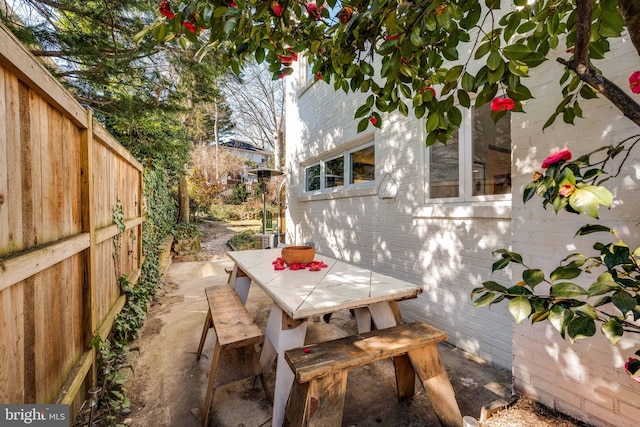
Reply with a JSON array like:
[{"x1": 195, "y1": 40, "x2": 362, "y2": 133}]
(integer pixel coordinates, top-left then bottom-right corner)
[{"x1": 227, "y1": 248, "x2": 422, "y2": 319}]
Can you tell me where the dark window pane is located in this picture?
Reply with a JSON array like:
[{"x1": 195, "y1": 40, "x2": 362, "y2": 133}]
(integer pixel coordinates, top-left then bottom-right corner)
[
  {"x1": 325, "y1": 157, "x2": 344, "y2": 188},
  {"x1": 472, "y1": 104, "x2": 511, "y2": 196},
  {"x1": 429, "y1": 132, "x2": 459, "y2": 198},
  {"x1": 350, "y1": 145, "x2": 375, "y2": 184},
  {"x1": 306, "y1": 164, "x2": 320, "y2": 191}
]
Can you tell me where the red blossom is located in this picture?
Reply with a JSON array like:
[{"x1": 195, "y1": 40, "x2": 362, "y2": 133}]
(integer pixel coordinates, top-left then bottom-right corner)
[
  {"x1": 490, "y1": 97, "x2": 515, "y2": 112},
  {"x1": 305, "y1": 3, "x2": 323, "y2": 18},
  {"x1": 369, "y1": 116, "x2": 377, "y2": 125},
  {"x1": 229, "y1": 1, "x2": 237, "y2": 7},
  {"x1": 541, "y1": 149, "x2": 572, "y2": 169},
  {"x1": 630, "y1": 71, "x2": 640, "y2": 94},
  {"x1": 271, "y1": 2, "x2": 283, "y2": 16},
  {"x1": 278, "y1": 72, "x2": 287, "y2": 79},
  {"x1": 183, "y1": 22, "x2": 197, "y2": 32},
  {"x1": 278, "y1": 51, "x2": 298, "y2": 65},
  {"x1": 385, "y1": 34, "x2": 400, "y2": 40},
  {"x1": 158, "y1": 0, "x2": 175, "y2": 19},
  {"x1": 315, "y1": 72, "x2": 323, "y2": 80}
]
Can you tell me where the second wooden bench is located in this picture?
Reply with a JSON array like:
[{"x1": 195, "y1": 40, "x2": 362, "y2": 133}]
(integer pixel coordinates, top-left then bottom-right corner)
[
  {"x1": 199, "y1": 284, "x2": 267, "y2": 427},
  {"x1": 283, "y1": 322, "x2": 463, "y2": 427}
]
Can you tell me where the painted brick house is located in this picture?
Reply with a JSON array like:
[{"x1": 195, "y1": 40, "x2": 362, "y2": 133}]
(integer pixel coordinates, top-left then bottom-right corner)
[{"x1": 284, "y1": 28, "x2": 640, "y2": 427}]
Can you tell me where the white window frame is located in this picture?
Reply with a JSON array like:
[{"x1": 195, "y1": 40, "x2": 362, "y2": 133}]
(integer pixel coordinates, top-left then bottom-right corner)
[
  {"x1": 425, "y1": 106, "x2": 512, "y2": 204},
  {"x1": 302, "y1": 140, "x2": 376, "y2": 194}
]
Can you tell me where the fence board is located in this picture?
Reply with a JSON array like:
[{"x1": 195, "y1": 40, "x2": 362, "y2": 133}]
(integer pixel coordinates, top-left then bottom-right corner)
[
  {"x1": 0, "y1": 21, "x2": 145, "y2": 409},
  {"x1": 0, "y1": 283, "x2": 25, "y2": 403}
]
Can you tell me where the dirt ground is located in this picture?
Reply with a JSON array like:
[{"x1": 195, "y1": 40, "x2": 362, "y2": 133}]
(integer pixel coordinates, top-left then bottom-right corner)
[{"x1": 123, "y1": 220, "x2": 590, "y2": 427}]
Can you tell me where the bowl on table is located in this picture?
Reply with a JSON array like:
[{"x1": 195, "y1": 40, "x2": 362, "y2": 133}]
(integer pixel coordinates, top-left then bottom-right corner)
[{"x1": 281, "y1": 246, "x2": 315, "y2": 266}]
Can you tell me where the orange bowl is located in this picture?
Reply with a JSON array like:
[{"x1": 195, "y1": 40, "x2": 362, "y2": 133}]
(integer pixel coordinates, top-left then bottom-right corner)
[{"x1": 281, "y1": 246, "x2": 315, "y2": 265}]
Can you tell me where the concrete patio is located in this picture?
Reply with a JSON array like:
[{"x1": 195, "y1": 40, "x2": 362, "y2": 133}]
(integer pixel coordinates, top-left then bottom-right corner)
[{"x1": 124, "y1": 241, "x2": 513, "y2": 427}]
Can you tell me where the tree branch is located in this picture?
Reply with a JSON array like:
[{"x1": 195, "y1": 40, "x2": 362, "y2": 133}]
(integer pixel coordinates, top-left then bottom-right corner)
[{"x1": 557, "y1": 57, "x2": 640, "y2": 127}]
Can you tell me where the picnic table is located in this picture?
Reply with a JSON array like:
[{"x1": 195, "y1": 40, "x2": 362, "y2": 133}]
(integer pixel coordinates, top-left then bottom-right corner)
[{"x1": 226, "y1": 248, "x2": 425, "y2": 426}]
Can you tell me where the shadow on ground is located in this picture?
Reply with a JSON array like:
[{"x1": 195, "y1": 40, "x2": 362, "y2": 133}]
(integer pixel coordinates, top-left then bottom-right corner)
[{"x1": 125, "y1": 221, "x2": 512, "y2": 427}]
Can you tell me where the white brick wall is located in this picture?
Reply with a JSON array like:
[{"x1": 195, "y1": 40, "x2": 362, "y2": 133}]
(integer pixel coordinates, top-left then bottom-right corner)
[
  {"x1": 286, "y1": 33, "x2": 640, "y2": 427},
  {"x1": 508, "y1": 35, "x2": 640, "y2": 427}
]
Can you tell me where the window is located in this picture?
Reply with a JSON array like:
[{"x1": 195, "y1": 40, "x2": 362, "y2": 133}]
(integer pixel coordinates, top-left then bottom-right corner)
[
  {"x1": 427, "y1": 103, "x2": 511, "y2": 201},
  {"x1": 304, "y1": 142, "x2": 375, "y2": 192},
  {"x1": 306, "y1": 164, "x2": 320, "y2": 191},
  {"x1": 350, "y1": 145, "x2": 375, "y2": 184}
]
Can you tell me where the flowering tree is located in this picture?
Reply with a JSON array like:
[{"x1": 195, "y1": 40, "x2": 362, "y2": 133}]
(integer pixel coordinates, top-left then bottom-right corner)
[{"x1": 138, "y1": 1, "x2": 640, "y2": 381}]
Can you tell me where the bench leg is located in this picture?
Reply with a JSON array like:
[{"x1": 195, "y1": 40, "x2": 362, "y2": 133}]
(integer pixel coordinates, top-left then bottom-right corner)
[
  {"x1": 203, "y1": 340, "x2": 222, "y2": 427},
  {"x1": 196, "y1": 309, "x2": 213, "y2": 361},
  {"x1": 285, "y1": 371, "x2": 348, "y2": 427},
  {"x1": 230, "y1": 265, "x2": 251, "y2": 305},
  {"x1": 408, "y1": 345, "x2": 462, "y2": 427},
  {"x1": 393, "y1": 354, "x2": 416, "y2": 400}
]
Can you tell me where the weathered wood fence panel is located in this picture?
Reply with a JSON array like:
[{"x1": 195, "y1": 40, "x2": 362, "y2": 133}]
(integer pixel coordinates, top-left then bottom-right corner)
[{"x1": 0, "y1": 22, "x2": 144, "y2": 411}]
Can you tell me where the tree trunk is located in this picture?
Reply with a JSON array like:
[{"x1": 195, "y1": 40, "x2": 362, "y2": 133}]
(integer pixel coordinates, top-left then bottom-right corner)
[{"x1": 178, "y1": 175, "x2": 189, "y2": 223}]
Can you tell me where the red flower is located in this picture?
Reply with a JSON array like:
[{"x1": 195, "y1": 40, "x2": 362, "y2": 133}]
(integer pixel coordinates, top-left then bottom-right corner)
[
  {"x1": 278, "y1": 51, "x2": 298, "y2": 65},
  {"x1": 278, "y1": 72, "x2": 287, "y2": 79},
  {"x1": 183, "y1": 22, "x2": 197, "y2": 32},
  {"x1": 229, "y1": 1, "x2": 237, "y2": 7},
  {"x1": 385, "y1": 34, "x2": 400, "y2": 40},
  {"x1": 490, "y1": 97, "x2": 515, "y2": 112},
  {"x1": 305, "y1": 3, "x2": 323, "y2": 18},
  {"x1": 315, "y1": 72, "x2": 323, "y2": 80},
  {"x1": 158, "y1": 0, "x2": 175, "y2": 19},
  {"x1": 289, "y1": 263, "x2": 301, "y2": 271},
  {"x1": 541, "y1": 148, "x2": 572, "y2": 168},
  {"x1": 630, "y1": 71, "x2": 640, "y2": 94},
  {"x1": 271, "y1": 2, "x2": 283, "y2": 16},
  {"x1": 369, "y1": 116, "x2": 377, "y2": 125}
]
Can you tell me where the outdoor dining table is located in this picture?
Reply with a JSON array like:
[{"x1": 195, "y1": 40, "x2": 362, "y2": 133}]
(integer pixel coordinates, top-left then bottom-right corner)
[{"x1": 226, "y1": 248, "x2": 423, "y2": 427}]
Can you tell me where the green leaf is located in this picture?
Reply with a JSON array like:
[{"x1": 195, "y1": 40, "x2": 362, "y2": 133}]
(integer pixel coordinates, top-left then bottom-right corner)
[
  {"x1": 487, "y1": 51, "x2": 502, "y2": 71},
  {"x1": 601, "y1": 318, "x2": 623, "y2": 345},
  {"x1": 509, "y1": 296, "x2": 532, "y2": 324},
  {"x1": 612, "y1": 290, "x2": 637, "y2": 316},
  {"x1": 567, "y1": 316, "x2": 596, "y2": 341},
  {"x1": 523, "y1": 269, "x2": 544, "y2": 288},
  {"x1": 550, "y1": 282, "x2": 588, "y2": 298},
  {"x1": 568, "y1": 185, "x2": 613, "y2": 218},
  {"x1": 354, "y1": 104, "x2": 370, "y2": 119},
  {"x1": 575, "y1": 224, "x2": 612, "y2": 236},
  {"x1": 572, "y1": 303, "x2": 597, "y2": 319},
  {"x1": 426, "y1": 113, "x2": 440, "y2": 132},
  {"x1": 491, "y1": 257, "x2": 511, "y2": 272},
  {"x1": 458, "y1": 90, "x2": 471, "y2": 108},
  {"x1": 503, "y1": 44, "x2": 533, "y2": 60},
  {"x1": 357, "y1": 117, "x2": 369, "y2": 133},
  {"x1": 474, "y1": 292, "x2": 496, "y2": 307},
  {"x1": 483, "y1": 280, "x2": 509, "y2": 293},
  {"x1": 523, "y1": 181, "x2": 537, "y2": 203},
  {"x1": 550, "y1": 265, "x2": 581, "y2": 282},
  {"x1": 549, "y1": 304, "x2": 571, "y2": 336}
]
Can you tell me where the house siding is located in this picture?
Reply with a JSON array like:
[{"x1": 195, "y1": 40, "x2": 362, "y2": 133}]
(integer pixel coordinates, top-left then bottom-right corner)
[
  {"x1": 286, "y1": 32, "x2": 640, "y2": 426},
  {"x1": 508, "y1": 37, "x2": 640, "y2": 427}
]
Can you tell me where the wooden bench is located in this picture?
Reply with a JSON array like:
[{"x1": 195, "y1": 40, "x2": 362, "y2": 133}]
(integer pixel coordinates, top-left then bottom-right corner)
[
  {"x1": 195, "y1": 267, "x2": 243, "y2": 360},
  {"x1": 198, "y1": 285, "x2": 266, "y2": 427},
  {"x1": 283, "y1": 322, "x2": 463, "y2": 427}
]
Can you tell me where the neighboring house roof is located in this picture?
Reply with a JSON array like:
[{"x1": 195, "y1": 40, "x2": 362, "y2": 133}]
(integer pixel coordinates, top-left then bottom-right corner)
[{"x1": 220, "y1": 139, "x2": 273, "y2": 156}]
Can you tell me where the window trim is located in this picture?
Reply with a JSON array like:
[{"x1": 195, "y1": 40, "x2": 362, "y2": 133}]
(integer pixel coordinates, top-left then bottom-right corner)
[
  {"x1": 301, "y1": 138, "x2": 376, "y2": 195},
  {"x1": 425, "y1": 106, "x2": 511, "y2": 204}
]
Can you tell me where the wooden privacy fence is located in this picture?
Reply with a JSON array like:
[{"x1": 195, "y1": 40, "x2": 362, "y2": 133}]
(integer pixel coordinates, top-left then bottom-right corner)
[{"x1": 0, "y1": 23, "x2": 144, "y2": 411}]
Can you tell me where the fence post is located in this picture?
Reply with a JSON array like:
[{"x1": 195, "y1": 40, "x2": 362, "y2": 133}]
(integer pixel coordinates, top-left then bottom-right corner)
[{"x1": 81, "y1": 109, "x2": 98, "y2": 387}]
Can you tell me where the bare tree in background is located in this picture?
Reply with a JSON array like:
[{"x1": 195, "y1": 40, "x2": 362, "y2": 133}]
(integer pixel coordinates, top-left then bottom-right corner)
[{"x1": 223, "y1": 62, "x2": 285, "y2": 170}]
